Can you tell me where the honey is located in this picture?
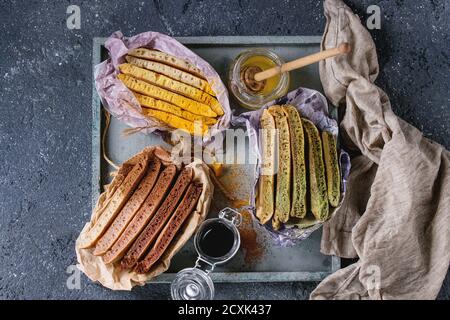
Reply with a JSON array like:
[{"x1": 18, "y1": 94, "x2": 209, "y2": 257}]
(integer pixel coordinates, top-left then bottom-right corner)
[
  {"x1": 241, "y1": 55, "x2": 281, "y2": 96},
  {"x1": 228, "y1": 48, "x2": 290, "y2": 110}
]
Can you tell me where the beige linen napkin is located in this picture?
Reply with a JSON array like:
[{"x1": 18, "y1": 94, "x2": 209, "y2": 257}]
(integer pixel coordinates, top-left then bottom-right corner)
[{"x1": 311, "y1": 0, "x2": 450, "y2": 299}]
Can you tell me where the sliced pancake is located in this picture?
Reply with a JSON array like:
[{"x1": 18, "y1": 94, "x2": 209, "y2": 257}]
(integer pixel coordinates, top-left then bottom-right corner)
[{"x1": 268, "y1": 106, "x2": 291, "y2": 229}]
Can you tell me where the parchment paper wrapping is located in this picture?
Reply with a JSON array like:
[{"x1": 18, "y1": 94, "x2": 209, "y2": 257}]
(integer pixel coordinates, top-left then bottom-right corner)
[
  {"x1": 75, "y1": 146, "x2": 213, "y2": 290},
  {"x1": 94, "y1": 31, "x2": 231, "y2": 141},
  {"x1": 234, "y1": 87, "x2": 351, "y2": 246}
]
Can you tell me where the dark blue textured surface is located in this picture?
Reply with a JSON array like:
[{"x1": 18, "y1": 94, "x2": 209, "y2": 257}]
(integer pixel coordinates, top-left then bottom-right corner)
[{"x1": 0, "y1": 0, "x2": 448, "y2": 299}]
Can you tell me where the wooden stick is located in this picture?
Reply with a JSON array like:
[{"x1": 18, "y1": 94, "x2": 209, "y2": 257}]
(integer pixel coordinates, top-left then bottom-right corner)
[{"x1": 253, "y1": 43, "x2": 351, "y2": 82}]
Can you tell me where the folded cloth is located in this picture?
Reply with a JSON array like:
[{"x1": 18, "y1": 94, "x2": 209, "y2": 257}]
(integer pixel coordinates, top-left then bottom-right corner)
[{"x1": 311, "y1": 0, "x2": 450, "y2": 300}]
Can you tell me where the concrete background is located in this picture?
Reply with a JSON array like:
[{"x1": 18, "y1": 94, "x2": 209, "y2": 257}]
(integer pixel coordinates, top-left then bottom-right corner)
[{"x1": 0, "y1": 0, "x2": 448, "y2": 299}]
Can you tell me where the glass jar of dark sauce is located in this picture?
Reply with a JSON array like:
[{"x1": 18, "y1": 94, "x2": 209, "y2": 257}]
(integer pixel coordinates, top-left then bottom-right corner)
[
  {"x1": 171, "y1": 207, "x2": 242, "y2": 300},
  {"x1": 197, "y1": 220, "x2": 236, "y2": 259}
]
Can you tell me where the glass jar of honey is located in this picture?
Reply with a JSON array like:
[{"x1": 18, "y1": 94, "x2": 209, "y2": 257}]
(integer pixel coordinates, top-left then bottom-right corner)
[{"x1": 228, "y1": 48, "x2": 290, "y2": 110}]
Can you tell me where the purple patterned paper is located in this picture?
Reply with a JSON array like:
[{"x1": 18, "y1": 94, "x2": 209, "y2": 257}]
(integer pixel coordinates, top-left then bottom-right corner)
[
  {"x1": 94, "y1": 31, "x2": 231, "y2": 141},
  {"x1": 234, "y1": 87, "x2": 351, "y2": 247}
]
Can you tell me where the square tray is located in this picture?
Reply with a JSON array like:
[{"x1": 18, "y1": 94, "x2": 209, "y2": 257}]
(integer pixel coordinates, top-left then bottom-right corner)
[{"x1": 92, "y1": 36, "x2": 340, "y2": 283}]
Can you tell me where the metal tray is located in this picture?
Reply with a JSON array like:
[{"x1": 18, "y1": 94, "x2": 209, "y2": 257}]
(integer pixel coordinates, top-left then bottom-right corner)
[{"x1": 92, "y1": 36, "x2": 340, "y2": 283}]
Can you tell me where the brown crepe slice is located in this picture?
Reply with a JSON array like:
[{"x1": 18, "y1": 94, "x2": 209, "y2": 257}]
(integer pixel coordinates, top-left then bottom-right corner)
[
  {"x1": 79, "y1": 154, "x2": 149, "y2": 249},
  {"x1": 134, "y1": 183, "x2": 202, "y2": 274},
  {"x1": 120, "y1": 167, "x2": 193, "y2": 269},
  {"x1": 93, "y1": 158, "x2": 162, "y2": 255},
  {"x1": 102, "y1": 164, "x2": 177, "y2": 264}
]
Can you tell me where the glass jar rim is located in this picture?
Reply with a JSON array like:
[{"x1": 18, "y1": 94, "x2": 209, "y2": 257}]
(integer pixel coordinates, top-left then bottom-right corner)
[{"x1": 194, "y1": 218, "x2": 241, "y2": 264}]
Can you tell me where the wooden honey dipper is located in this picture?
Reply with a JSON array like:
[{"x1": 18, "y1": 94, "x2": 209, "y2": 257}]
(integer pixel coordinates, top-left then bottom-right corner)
[{"x1": 241, "y1": 43, "x2": 351, "y2": 92}]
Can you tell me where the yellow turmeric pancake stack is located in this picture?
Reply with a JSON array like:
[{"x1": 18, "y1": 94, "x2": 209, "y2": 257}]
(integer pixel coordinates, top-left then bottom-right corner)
[{"x1": 117, "y1": 48, "x2": 223, "y2": 135}]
